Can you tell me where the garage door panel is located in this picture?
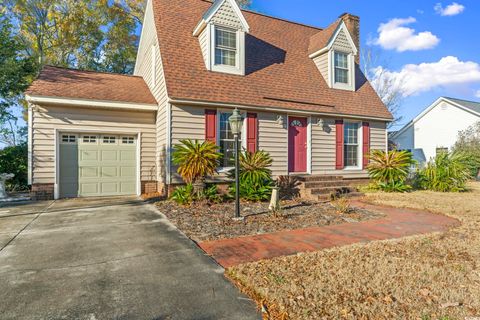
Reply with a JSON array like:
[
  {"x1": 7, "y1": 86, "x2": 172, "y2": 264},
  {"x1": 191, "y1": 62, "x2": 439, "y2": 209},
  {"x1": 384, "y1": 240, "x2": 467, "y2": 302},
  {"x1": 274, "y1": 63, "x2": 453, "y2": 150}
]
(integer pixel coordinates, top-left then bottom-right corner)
[
  {"x1": 80, "y1": 167, "x2": 99, "y2": 178},
  {"x1": 101, "y1": 182, "x2": 119, "y2": 194},
  {"x1": 80, "y1": 183, "x2": 99, "y2": 195},
  {"x1": 121, "y1": 182, "x2": 136, "y2": 194},
  {"x1": 120, "y1": 167, "x2": 136, "y2": 177},
  {"x1": 60, "y1": 134, "x2": 137, "y2": 198},
  {"x1": 120, "y1": 150, "x2": 135, "y2": 161},
  {"x1": 80, "y1": 150, "x2": 99, "y2": 161},
  {"x1": 101, "y1": 150, "x2": 118, "y2": 161},
  {"x1": 101, "y1": 167, "x2": 118, "y2": 177}
]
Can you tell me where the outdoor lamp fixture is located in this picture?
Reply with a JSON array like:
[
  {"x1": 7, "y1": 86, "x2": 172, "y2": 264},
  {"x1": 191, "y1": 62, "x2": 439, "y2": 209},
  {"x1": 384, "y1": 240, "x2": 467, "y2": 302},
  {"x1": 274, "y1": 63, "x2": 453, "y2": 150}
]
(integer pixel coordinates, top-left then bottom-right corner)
[{"x1": 228, "y1": 108, "x2": 244, "y2": 219}]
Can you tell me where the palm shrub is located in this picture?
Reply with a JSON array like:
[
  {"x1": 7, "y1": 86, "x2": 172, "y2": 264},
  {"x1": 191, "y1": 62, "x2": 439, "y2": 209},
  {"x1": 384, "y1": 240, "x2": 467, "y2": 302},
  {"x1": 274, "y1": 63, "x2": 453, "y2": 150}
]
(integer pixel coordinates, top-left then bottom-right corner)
[
  {"x1": 172, "y1": 139, "x2": 221, "y2": 194},
  {"x1": 367, "y1": 149, "x2": 415, "y2": 192},
  {"x1": 416, "y1": 151, "x2": 471, "y2": 192},
  {"x1": 228, "y1": 150, "x2": 274, "y2": 201}
]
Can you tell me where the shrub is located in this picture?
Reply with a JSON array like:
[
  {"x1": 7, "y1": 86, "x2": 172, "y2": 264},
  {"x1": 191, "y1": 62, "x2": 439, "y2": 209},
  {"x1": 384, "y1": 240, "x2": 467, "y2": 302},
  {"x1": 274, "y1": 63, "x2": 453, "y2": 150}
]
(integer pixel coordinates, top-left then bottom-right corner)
[
  {"x1": 170, "y1": 184, "x2": 223, "y2": 206},
  {"x1": 331, "y1": 197, "x2": 352, "y2": 214},
  {"x1": 228, "y1": 150, "x2": 274, "y2": 202},
  {"x1": 170, "y1": 184, "x2": 194, "y2": 206},
  {"x1": 228, "y1": 150, "x2": 273, "y2": 185},
  {"x1": 367, "y1": 149, "x2": 415, "y2": 192},
  {"x1": 416, "y1": 151, "x2": 471, "y2": 192},
  {"x1": 0, "y1": 143, "x2": 28, "y2": 191},
  {"x1": 200, "y1": 184, "x2": 223, "y2": 204},
  {"x1": 453, "y1": 121, "x2": 480, "y2": 178},
  {"x1": 172, "y1": 139, "x2": 221, "y2": 193}
]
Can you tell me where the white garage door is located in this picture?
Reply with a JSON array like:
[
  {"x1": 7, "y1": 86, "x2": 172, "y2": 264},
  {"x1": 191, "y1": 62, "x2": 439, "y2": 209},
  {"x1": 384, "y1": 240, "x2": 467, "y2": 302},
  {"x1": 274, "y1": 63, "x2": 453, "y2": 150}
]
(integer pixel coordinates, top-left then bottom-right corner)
[{"x1": 59, "y1": 133, "x2": 137, "y2": 198}]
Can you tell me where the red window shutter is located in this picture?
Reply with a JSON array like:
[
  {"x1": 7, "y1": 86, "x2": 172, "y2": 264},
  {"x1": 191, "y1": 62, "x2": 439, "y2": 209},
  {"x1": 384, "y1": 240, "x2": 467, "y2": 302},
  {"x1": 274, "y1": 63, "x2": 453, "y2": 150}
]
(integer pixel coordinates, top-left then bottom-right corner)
[
  {"x1": 205, "y1": 109, "x2": 217, "y2": 143},
  {"x1": 246, "y1": 113, "x2": 258, "y2": 153},
  {"x1": 362, "y1": 122, "x2": 371, "y2": 169},
  {"x1": 335, "y1": 120, "x2": 344, "y2": 170}
]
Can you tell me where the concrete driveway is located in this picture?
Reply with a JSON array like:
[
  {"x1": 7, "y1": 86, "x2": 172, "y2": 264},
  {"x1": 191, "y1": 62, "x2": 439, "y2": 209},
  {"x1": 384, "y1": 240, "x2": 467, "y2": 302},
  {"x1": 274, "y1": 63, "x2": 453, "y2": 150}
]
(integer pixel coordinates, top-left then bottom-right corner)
[{"x1": 0, "y1": 197, "x2": 260, "y2": 320}]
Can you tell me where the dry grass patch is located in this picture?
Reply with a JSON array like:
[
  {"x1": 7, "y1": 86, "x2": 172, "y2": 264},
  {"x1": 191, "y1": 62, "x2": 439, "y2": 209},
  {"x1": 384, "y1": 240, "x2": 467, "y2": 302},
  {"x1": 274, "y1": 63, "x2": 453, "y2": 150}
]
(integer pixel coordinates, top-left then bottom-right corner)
[{"x1": 229, "y1": 182, "x2": 480, "y2": 319}]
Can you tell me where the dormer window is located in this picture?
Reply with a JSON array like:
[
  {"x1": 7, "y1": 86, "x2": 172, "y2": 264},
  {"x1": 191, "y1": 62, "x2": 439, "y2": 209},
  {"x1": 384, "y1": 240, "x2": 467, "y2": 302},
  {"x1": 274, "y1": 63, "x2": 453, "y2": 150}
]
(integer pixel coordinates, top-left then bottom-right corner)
[
  {"x1": 193, "y1": 0, "x2": 250, "y2": 76},
  {"x1": 334, "y1": 52, "x2": 349, "y2": 84},
  {"x1": 309, "y1": 19, "x2": 358, "y2": 91},
  {"x1": 215, "y1": 27, "x2": 237, "y2": 67}
]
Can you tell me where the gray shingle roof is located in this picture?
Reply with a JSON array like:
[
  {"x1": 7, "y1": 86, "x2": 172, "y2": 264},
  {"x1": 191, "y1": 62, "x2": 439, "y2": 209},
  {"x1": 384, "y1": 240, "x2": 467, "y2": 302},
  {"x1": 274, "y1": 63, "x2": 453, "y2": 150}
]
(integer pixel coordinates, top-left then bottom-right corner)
[{"x1": 445, "y1": 97, "x2": 480, "y2": 115}]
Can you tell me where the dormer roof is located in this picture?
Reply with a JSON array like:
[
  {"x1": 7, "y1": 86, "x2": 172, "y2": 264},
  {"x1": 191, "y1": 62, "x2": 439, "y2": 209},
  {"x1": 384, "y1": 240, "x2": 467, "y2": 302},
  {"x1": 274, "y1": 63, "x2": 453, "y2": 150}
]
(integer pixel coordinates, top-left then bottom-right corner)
[
  {"x1": 308, "y1": 20, "x2": 358, "y2": 58},
  {"x1": 193, "y1": 0, "x2": 250, "y2": 36}
]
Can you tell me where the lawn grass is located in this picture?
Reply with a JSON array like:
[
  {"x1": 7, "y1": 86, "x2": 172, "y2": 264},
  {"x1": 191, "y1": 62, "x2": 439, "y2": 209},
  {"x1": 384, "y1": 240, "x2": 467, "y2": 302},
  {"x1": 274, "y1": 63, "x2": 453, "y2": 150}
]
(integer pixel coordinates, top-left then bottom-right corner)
[{"x1": 228, "y1": 182, "x2": 480, "y2": 319}]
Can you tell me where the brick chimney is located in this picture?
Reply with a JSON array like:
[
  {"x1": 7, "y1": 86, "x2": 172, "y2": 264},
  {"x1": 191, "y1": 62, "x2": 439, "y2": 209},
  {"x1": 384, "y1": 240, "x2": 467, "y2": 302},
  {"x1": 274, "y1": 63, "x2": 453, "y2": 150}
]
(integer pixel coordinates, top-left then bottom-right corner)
[{"x1": 339, "y1": 13, "x2": 360, "y2": 64}]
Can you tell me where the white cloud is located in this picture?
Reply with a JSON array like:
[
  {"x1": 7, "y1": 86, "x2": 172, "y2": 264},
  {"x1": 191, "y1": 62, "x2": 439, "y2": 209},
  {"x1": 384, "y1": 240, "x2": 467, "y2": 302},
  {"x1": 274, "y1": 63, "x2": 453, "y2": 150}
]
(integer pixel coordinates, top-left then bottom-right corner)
[
  {"x1": 372, "y1": 17, "x2": 440, "y2": 52},
  {"x1": 434, "y1": 2, "x2": 465, "y2": 16},
  {"x1": 373, "y1": 56, "x2": 480, "y2": 97},
  {"x1": 475, "y1": 90, "x2": 480, "y2": 98}
]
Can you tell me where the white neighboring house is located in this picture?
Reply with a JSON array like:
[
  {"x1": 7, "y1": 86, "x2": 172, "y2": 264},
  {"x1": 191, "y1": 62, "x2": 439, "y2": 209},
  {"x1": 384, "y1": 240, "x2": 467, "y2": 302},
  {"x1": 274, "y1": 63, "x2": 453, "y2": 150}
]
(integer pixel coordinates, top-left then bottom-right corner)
[{"x1": 391, "y1": 97, "x2": 480, "y2": 163}]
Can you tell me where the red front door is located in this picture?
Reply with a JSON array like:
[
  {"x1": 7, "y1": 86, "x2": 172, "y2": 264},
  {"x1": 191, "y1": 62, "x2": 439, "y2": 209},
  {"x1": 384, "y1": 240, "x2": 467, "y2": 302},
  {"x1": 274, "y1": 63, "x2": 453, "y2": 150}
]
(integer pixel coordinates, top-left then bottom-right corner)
[{"x1": 288, "y1": 117, "x2": 307, "y2": 173}]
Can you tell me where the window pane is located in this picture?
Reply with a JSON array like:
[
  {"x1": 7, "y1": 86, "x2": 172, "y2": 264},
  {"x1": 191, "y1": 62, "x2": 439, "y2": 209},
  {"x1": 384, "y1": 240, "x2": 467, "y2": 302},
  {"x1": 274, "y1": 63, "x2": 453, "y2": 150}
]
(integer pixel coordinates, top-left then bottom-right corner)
[
  {"x1": 344, "y1": 145, "x2": 358, "y2": 167},
  {"x1": 216, "y1": 28, "x2": 236, "y2": 49},
  {"x1": 334, "y1": 52, "x2": 349, "y2": 84},
  {"x1": 215, "y1": 48, "x2": 236, "y2": 66},
  {"x1": 215, "y1": 27, "x2": 236, "y2": 66},
  {"x1": 335, "y1": 68, "x2": 349, "y2": 84},
  {"x1": 218, "y1": 112, "x2": 241, "y2": 167},
  {"x1": 344, "y1": 123, "x2": 358, "y2": 166}
]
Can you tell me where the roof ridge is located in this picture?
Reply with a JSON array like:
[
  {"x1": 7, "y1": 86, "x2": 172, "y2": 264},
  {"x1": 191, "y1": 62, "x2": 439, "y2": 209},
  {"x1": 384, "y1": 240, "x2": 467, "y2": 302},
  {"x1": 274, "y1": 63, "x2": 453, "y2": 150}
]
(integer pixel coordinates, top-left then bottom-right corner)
[
  {"x1": 43, "y1": 65, "x2": 144, "y2": 79},
  {"x1": 199, "y1": 0, "x2": 323, "y2": 31},
  {"x1": 444, "y1": 96, "x2": 480, "y2": 105}
]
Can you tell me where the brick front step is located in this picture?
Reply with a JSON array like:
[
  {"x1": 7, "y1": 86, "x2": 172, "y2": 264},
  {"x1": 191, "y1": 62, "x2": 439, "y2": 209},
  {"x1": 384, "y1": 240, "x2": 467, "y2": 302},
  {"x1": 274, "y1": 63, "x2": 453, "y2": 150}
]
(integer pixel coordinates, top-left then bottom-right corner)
[
  {"x1": 304, "y1": 180, "x2": 359, "y2": 188},
  {"x1": 295, "y1": 175, "x2": 344, "y2": 182},
  {"x1": 310, "y1": 186, "x2": 356, "y2": 195}
]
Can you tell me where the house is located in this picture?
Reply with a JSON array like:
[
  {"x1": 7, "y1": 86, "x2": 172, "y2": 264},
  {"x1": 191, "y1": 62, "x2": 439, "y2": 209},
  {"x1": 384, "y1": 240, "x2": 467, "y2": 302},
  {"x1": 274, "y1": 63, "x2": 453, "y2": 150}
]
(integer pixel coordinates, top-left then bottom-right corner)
[
  {"x1": 391, "y1": 97, "x2": 480, "y2": 163},
  {"x1": 25, "y1": 0, "x2": 392, "y2": 200}
]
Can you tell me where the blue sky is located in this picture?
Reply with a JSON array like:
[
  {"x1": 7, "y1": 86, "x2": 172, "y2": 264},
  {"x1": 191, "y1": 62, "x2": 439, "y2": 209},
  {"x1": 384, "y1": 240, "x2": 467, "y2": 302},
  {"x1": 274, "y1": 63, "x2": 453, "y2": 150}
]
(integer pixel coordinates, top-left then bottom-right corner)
[{"x1": 249, "y1": 0, "x2": 480, "y2": 130}]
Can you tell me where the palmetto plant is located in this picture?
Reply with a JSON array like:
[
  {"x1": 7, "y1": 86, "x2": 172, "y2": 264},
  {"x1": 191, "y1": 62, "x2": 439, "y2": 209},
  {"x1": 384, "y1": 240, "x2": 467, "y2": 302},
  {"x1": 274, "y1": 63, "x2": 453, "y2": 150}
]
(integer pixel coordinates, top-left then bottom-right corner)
[
  {"x1": 367, "y1": 149, "x2": 415, "y2": 192},
  {"x1": 231, "y1": 150, "x2": 273, "y2": 185},
  {"x1": 172, "y1": 140, "x2": 221, "y2": 190},
  {"x1": 416, "y1": 151, "x2": 471, "y2": 192}
]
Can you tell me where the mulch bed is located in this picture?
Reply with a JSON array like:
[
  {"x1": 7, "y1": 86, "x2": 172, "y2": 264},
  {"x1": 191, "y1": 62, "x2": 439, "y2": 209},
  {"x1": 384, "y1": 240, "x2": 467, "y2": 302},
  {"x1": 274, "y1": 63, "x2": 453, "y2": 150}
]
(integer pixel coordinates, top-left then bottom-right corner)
[{"x1": 155, "y1": 200, "x2": 384, "y2": 242}]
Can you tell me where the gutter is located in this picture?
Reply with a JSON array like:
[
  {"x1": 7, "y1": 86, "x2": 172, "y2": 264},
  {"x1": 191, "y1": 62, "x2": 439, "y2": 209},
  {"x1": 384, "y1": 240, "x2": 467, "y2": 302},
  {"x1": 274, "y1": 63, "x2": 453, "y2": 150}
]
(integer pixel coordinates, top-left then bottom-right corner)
[
  {"x1": 168, "y1": 97, "x2": 393, "y2": 122},
  {"x1": 25, "y1": 95, "x2": 158, "y2": 111}
]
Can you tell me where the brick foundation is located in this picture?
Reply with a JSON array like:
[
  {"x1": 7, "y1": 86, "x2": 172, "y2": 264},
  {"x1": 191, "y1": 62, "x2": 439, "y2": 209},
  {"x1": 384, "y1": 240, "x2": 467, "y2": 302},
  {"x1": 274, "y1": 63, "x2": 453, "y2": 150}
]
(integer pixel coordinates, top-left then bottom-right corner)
[
  {"x1": 31, "y1": 183, "x2": 55, "y2": 201},
  {"x1": 141, "y1": 181, "x2": 159, "y2": 194}
]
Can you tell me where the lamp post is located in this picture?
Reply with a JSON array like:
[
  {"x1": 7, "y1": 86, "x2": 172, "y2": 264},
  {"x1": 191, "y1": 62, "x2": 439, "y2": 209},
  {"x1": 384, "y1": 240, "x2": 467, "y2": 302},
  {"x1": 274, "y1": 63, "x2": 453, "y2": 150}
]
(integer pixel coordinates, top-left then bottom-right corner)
[{"x1": 228, "y1": 108, "x2": 243, "y2": 219}]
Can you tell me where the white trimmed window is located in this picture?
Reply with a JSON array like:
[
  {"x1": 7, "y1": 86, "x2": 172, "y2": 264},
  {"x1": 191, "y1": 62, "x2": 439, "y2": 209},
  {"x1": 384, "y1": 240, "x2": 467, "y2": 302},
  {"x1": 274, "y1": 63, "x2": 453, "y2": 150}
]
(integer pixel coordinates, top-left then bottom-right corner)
[
  {"x1": 334, "y1": 52, "x2": 349, "y2": 84},
  {"x1": 61, "y1": 134, "x2": 76, "y2": 144},
  {"x1": 344, "y1": 122, "x2": 360, "y2": 167},
  {"x1": 218, "y1": 111, "x2": 239, "y2": 168},
  {"x1": 215, "y1": 27, "x2": 237, "y2": 67},
  {"x1": 82, "y1": 135, "x2": 97, "y2": 144},
  {"x1": 122, "y1": 137, "x2": 135, "y2": 144},
  {"x1": 102, "y1": 136, "x2": 116, "y2": 144}
]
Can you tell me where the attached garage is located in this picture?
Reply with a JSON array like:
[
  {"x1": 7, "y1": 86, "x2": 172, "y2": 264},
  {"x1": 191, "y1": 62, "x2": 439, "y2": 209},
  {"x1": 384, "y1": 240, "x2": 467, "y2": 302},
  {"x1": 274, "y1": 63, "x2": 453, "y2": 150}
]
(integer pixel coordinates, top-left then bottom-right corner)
[{"x1": 59, "y1": 133, "x2": 139, "y2": 198}]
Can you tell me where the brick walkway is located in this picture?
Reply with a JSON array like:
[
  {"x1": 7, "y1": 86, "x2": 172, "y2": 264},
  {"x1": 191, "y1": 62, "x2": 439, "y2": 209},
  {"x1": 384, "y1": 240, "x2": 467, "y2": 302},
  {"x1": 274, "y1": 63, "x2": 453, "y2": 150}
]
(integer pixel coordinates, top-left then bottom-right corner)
[{"x1": 199, "y1": 201, "x2": 460, "y2": 268}]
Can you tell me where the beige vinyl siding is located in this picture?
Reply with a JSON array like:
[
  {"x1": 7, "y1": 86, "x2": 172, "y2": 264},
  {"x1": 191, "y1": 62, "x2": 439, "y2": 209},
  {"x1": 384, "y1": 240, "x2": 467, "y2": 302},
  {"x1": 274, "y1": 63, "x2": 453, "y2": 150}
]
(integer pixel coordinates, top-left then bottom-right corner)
[
  {"x1": 134, "y1": 0, "x2": 169, "y2": 182},
  {"x1": 332, "y1": 29, "x2": 353, "y2": 53},
  {"x1": 258, "y1": 112, "x2": 288, "y2": 177},
  {"x1": 199, "y1": 27, "x2": 209, "y2": 68},
  {"x1": 31, "y1": 104, "x2": 156, "y2": 184},
  {"x1": 370, "y1": 121, "x2": 387, "y2": 151},
  {"x1": 313, "y1": 53, "x2": 329, "y2": 84},
  {"x1": 210, "y1": 0, "x2": 243, "y2": 29},
  {"x1": 170, "y1": 105, "x2": 205, "y2": 183}
]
